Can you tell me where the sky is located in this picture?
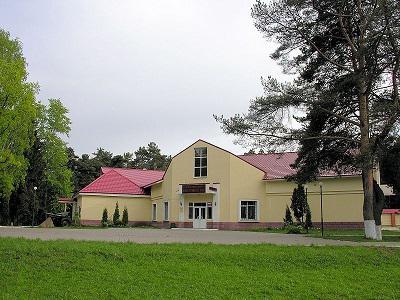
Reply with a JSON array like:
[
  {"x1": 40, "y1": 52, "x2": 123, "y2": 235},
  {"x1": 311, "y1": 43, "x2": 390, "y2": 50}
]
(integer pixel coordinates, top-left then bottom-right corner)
[{"x1": 0, "y1": 0, "x2": 287, "y2": 157}]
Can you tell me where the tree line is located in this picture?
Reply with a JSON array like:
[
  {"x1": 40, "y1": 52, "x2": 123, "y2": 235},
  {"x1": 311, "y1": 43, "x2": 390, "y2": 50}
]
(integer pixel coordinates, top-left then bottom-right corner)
[{"x1": 0, "y1": 29, "x2": 170, "y2": 226}]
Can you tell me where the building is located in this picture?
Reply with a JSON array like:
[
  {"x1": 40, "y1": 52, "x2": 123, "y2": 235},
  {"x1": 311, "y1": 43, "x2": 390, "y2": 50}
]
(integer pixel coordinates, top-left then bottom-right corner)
[{"x1": 75, "y1": 139, "x2": 399, "y2": 229}]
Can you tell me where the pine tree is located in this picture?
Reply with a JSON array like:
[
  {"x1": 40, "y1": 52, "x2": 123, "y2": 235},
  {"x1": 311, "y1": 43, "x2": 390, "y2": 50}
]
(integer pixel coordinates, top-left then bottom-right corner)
[
  {"x1": 122, "y1": 206, "x2": 128, "y2": 226},
  {"x1": 283, "y1": 205, "x2": 293, "y2": 227},
  {"x1": 304, "y1": 204, "x2": 313, "y2": 233},
  {"x1": 290, "y1": 185, "x2": 307, "y2": 224},
  {"x1": 101, "y1": 208, "x2": 108, "y2": 227},
  {"x1": 113, "y1": 202, "x2": 120, "y2": 225}
]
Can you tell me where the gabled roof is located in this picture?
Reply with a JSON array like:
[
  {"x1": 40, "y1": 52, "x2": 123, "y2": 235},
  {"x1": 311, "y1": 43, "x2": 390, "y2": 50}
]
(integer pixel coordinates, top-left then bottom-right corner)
[
  {"x1": 239, "y1": 152, "x2": 298, "y2": 180},
  {"x1": 101, "y1": 167, "x2": 164, "y2": 187},
  {"x1": 80, "y1": 168, "x2": 164, "y2": 195},
  {"x1": 239, "y1": 152, "x2": 360, "y2": 180}
]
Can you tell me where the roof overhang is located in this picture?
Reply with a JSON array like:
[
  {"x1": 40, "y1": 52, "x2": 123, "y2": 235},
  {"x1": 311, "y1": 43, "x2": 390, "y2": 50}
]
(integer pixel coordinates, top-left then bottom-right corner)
[
  {"x1": 78, "y1": 193, "x2": 151, "y2": 198},
  {"x1": 142, "y1": 179, "x2": 164, "y2": 189}
]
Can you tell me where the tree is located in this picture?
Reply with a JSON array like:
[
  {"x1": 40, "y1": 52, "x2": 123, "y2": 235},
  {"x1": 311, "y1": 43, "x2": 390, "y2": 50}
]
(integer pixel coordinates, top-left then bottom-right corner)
[
  {"x1": 113, "y1": 202, "x2": 120, "y2": 225},
  {"x1": 122, "y1": 206, "x2": 128, "y2": 226},
  {"x1": 35, "y1": 99, "x2": 72, "y2": 221},
  {"x1": 290, "y1": 185, "x2": 307, "y2": 224},
  {"x1": 283, "y1": 205, "x2": 293, "y2": 226},
  {"x1": 304, "y1": 204, "x2": 313, "y2": 233},
  {"x1": 0, "y1": 29, "x2": 37, "y2": 223},
  {"x1": 9, "y1": 99, "x2": 72, "y2": 225},
  {"x1": 101, "y1": 208, "x2": 108, "y2": 227},
  {"x1": 216, "y1": 1, "x2": 400, "y2": 239},
  {"x1": 132, "y1": 142, "x2": 171, "y2": 170}
]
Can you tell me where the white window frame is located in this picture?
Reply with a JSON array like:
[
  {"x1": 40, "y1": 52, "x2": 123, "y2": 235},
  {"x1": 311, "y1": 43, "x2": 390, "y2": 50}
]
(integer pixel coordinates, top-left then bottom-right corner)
[
  {"x1": 194, "y1": 147, "x2": 207, "y2": 178},
  {"x1": 238, "y1": 200, "x2": 259, "y2": 222},
  {"x1": 152, "y1": 203, "x2": 157, "y2": 221},
  {"x1": 163, "y1": 201, "x2": 169, "y2": 221}
]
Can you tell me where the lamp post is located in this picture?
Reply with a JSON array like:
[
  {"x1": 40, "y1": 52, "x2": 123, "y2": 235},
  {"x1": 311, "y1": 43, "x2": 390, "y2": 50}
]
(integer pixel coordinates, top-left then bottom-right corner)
[
  {"x1": 319, "y1": 182, "x2": 324, "y2": 238},
  {"x1": 32, "y1": 186, "x2": 37, "y2": 227},
  {"x1": 304, "y1": 184, "x2": 308, "y2": 225}
]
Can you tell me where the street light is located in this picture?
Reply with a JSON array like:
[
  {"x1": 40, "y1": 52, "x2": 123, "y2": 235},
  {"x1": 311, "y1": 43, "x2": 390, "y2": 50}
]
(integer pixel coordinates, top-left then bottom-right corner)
[
  {"x1": 304, "y1": 184, "x2": 308, "y2": 225},
  {"x1": 319, "y1": 182, "x2": 324, "y2": 238},
  {"x1": 32, "y1": 186, "x2": 37, "y2": 227}
]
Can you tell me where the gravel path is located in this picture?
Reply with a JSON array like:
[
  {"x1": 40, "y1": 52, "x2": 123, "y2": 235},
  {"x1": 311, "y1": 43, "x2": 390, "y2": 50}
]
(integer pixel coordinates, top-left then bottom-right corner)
[{"x1": 1, "y1": 226, "x2": 398, "y2": 247}]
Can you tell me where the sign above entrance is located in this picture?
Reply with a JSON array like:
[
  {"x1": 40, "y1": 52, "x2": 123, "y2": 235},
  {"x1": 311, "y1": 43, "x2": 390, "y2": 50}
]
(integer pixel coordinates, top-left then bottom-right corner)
[{"x1": 182, "y1": 184, "x2": 206, "y2": 194}]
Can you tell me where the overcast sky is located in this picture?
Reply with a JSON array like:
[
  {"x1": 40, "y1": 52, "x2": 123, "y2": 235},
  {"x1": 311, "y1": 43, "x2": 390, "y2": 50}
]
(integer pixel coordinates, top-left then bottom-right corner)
[{"x1": 0, "y1": 0, "x2": 286, "y2": 157}]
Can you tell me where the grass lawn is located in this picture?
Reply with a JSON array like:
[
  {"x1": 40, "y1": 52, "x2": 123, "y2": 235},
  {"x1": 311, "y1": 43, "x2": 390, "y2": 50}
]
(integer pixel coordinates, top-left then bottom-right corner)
[
  {"x1": 0, "y1": 238, "x2": 399, "y2": 299},
  {"x1": 250, "y1": 227, "x2": 400, "y2": 242}
]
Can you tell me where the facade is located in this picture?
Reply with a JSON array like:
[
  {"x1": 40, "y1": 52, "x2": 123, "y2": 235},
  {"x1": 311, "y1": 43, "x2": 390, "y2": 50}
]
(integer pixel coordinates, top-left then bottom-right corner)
[{"x1": 75, "y1": 139, "x2": 399, "y2": 229}]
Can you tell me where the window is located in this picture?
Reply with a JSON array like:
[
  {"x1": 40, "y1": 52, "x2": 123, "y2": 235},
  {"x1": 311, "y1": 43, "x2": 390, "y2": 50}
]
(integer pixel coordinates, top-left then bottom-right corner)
[
  {"x1": 164, "y1": 202, "x2": 169, "y2": 221},
  {"x1": 194, "y1": 147, "x2": 207, "y2": 177},
  {"x1": 189, "y1": 202, "x2": 212, "y2": 220},
  {"x1": 240, "y1": 201, "x2": 257, "y2": 221},
  {"x1": 152, "y1": 203, "x2": 157, "y2": 221}
]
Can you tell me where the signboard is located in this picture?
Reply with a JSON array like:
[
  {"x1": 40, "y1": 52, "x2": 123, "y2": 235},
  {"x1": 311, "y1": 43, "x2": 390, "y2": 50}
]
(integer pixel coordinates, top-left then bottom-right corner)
[{"x1": 182, "y1": 184, "x2": 206, "y2": 194}]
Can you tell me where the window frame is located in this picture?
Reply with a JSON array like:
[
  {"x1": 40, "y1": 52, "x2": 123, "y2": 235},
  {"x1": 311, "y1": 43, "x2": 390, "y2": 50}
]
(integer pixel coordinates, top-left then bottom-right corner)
[
  {"x1": 188, "y1": 202, "x2": 213, "y2": 220},
  {"x1": 163, "y1": 201, "x2": 169, "y2": 221},
  {"x1": 194, "y1": 147, "x2": 207, "y2": 178},
  {"x1": 152, "y1": 203, "x2": 157, "y2": 221},
  {"x1": 239, "y1": 200, "x2": 259, "y2": 222}
]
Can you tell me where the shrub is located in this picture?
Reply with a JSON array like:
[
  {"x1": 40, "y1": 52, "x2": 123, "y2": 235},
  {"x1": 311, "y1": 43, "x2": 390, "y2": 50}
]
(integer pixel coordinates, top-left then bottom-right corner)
[
  {"x1": 122, "y1": 206, "x2": 128, "y2": 226},
  {"x1": 304, "y1": 204, "x2": 313, "y2": 233},
  {"x1": 290, "y1": 184, "x2": 307, "y2": 224},
  {"x1": 286, "y1": 225, "x2": 303, "y2": 234},
  {"x1": 113, "y1": 202, "x2": 121, "y2": 226},
  {"x1": 283, "y1": 205, "x2": 293, "y2": 227},
  {"x1": 101, "y1": 208, "x2": 108, "y2": 227}
]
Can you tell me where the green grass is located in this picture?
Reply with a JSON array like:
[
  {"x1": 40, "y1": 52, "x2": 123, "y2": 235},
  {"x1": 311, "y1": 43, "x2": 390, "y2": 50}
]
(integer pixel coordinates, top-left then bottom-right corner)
[
  {"x1": 0, "y1": 238, "x2": 399, "y2": 299},
  {"x1": 249, "y1": 227, "x2": 400, "y2": 242}
]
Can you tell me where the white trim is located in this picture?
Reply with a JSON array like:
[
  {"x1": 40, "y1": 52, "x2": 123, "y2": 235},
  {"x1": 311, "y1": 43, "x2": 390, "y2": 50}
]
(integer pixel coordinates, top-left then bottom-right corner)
[
  {"x1": 163, "y1": 201, "x2": 169, "y2": 221},
  {"x1": 79, "y1": 193, "x2": 150, "y2": 198},
  {"x1": 152, "y1": 203, "x2": 157, "y2": 221},
  {"x1": 238, "y1": 199, "x2": 259, "y2": 222}
]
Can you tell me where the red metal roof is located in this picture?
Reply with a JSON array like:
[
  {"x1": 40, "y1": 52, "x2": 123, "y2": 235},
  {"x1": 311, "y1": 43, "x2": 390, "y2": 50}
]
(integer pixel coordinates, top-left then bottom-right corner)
[
  {"x1": 80, "y1": 168, "x2": 164, "y2": 195},
  {"x1": 238, "y1": 152, "x2": 360, "y2": 180},
  {"x1": 101, "y1": 167, "x2": 164, "y2": 187}
]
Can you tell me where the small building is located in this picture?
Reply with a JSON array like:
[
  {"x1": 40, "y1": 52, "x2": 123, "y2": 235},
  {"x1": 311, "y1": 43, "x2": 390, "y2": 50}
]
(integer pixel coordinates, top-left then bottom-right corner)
[{"x1": 75, "y1": 139, "x2": 399, "y2": 229}]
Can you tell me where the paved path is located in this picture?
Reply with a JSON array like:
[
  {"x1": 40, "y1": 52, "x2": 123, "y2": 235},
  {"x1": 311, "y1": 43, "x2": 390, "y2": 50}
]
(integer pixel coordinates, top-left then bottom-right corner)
[{"x1": 1, "y1": 226, "x2": 398, "y2": 247}]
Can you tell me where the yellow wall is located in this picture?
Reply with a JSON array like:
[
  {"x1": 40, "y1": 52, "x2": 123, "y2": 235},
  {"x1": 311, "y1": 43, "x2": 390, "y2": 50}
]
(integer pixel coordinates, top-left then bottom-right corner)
[
  {"x1": 265, "y1": 177, "x2": 364, "y2": 223},
  {"x1": 79, "y1": 194, "x2": 152, "y2": 222},
  {"x1": 159, "y1": 140, "x2": 265, "y2": 223}
]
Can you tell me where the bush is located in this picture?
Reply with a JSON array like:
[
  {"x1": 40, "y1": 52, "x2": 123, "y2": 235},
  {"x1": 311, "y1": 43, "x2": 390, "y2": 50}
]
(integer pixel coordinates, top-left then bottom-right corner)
[
  {"x1": 113, "y1": 202, "x2": 121, "y2": 226},
  {"x1": 101, "y1": 208, "x2": 108, "y2": 227},
  {"x1": 290, "y1": 184, "x2": 307, "y2": 224},
  {"x1": 286, "y1": 225, "x2": 303, "y2": 234},
  {"x1": 122, "y1": 206, "x2": 128, "y2": 226},
  {"x1": 283, "y1": 205, "x2": 293, "y2": 226},
  {"x1": 304, "y1": 204, "x2": 313, "y2": 233}
]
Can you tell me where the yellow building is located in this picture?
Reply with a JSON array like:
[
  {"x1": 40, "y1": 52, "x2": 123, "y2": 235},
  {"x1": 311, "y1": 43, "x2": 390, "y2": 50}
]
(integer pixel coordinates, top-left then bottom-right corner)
[{"x1": 76, "y1": 139, "x2": 398, "y2": 229}]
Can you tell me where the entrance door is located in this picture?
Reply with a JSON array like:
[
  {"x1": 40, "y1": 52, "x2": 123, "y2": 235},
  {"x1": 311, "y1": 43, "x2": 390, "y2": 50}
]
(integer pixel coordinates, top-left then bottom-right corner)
[{"x1": 193, "y1": 206, "x2": 207, "y2": 229}]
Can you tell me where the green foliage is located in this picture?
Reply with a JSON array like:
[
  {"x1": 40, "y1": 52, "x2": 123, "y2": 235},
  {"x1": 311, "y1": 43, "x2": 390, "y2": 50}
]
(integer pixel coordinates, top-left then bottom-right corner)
[
  {"x1": 0, "y1": 29, "x2": 37, "y2": 202},
  {"x1": 283, "y1": 205, "x2": 293, "y2": 226},
  {"x1": 113, "y1": 202, "x2": 120, "y2": 225},
  {"x1": 286, "y1": 225, "x2": 303, "y2": 234},
  {"x1": 132, "y1": 142, "x2": 171, "y2": 170},
  {"x1": 101, "y1": 208, "x2": 108, "y2": 227},
  {"x1": 290, "y1": 185, "x2": 307, "y2": 224},
  {"x1": 1, "y1": 238, "x2": 399, "y2": 299},
  {"x1": 122, "y1": 206, "x2": 128, "y2": 226}
]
